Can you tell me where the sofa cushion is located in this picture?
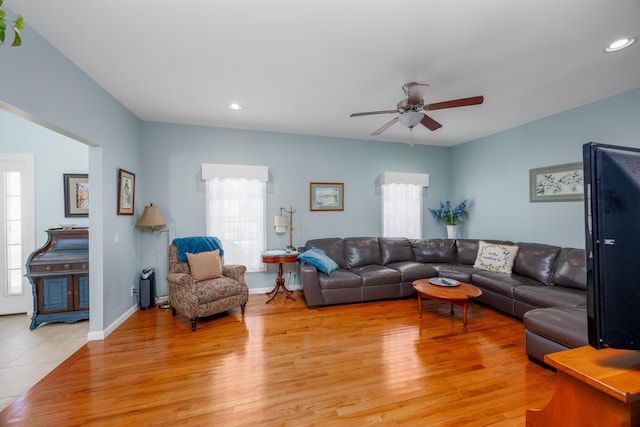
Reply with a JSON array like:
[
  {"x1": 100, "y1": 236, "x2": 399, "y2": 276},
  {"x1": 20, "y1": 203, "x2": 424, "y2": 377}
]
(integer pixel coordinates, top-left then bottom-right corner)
[
  {"x1": 305, "y1": 238, "x2": 347, "y2": 269},
  {"x1": 386, "y1": 261, "x2": 438, "y2": 283},
  {"x1": 512, "y1": 242, "x2": 561, "y2": 285},
  {"x1": 298, "y1": 247, "x2": 339, "y2": 275},
  {"x1": 379, "y1": 237, "x2": 414, "y2": 265},
  {"x1": 431, "y1": 263, "x2": 477, "y2": 283},
  {"x1": 345, "y1": 237, "x2": 381, "y2": 269},
  {"x1": 473, "y1": 240, "x2": 519, "y2": 274},
  {"x1": 550, "y1": 247, "x2": 587, "y2": 290},
  {"x1": 350, "y1": 265, "x2": 402, "y2": 286},
  {"x1": 513, "y1": 285, "x2": 587, "y2": 308},
  {"x1": 472, "y1": 270, "x2": 541, "y2": 297},
  {"x1": 186, "y1": 250, "x2": 222, "y2": 282},
  {"x1": 455, "y1": 239, "x2": 480, "y2": 265},
  {"x1": 318, "y1": 269, "x2": 362, "y2": 290},
  {"x1": 524, "y1": 306, "x2": 588, "y2": 349},
  {"x1": 410, "y1": 239, "x2": 456, "y2": 263}
]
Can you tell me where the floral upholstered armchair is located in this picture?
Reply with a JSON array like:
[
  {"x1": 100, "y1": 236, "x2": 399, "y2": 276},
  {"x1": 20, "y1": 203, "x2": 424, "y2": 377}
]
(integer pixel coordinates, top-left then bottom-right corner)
[{"x1": 167, "y1": 237, "x2": 248, "y2": 331}]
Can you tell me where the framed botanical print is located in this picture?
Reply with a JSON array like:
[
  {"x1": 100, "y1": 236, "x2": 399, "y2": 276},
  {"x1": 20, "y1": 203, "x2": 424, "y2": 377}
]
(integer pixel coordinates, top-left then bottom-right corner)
[
  {"x1": 63, "y1": 173, "x2": 89, "y2": 217},
  {"x1": 529, "y1": 162, "x2": 584, "y2": 202},
  {"x1": 117, "y1": 169, "x2": 135, "y2": 215}
]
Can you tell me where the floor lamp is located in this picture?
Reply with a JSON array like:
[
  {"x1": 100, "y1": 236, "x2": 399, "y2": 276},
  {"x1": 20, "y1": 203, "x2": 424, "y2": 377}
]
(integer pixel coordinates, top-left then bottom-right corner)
[{"x1": 136, "y1": 204, "x2": 171, "y2": 308}]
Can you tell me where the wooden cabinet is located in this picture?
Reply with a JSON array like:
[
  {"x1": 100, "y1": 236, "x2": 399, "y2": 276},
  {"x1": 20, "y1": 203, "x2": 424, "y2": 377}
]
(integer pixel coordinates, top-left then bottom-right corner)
[
  {"x1": 26, "y1": 227, "x2": 89, "y2": 330},
  {"x1": 526, "y1": 346, "x2": 640, "y2": 426}
]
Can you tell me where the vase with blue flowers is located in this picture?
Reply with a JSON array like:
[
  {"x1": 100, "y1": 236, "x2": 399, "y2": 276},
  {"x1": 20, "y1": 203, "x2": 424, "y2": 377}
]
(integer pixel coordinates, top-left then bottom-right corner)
[{"x1": 429, "y1": 199, "x2": 470, "y2": 238}]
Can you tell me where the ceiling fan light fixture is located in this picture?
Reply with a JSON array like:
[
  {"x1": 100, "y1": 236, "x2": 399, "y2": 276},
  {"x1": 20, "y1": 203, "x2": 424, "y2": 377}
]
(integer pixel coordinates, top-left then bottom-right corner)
[
  {"x1": 398, "y1": 110, "x2": 423, "y2": 128},
  {"x1": 604, "y1": 37, "x2": 636, "y2": 52}
]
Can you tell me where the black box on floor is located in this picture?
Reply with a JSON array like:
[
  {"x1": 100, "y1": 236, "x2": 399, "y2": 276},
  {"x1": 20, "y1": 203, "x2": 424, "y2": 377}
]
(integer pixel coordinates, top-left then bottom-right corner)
[{"x1": 140, "y1": 268, "x2": 156, "y2": 310}]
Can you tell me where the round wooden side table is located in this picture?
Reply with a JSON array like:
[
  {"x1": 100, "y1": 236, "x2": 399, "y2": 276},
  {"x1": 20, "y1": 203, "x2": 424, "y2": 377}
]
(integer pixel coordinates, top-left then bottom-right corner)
[{"x1": 262, "y1": 250, "x2": 299, "y2": 303}]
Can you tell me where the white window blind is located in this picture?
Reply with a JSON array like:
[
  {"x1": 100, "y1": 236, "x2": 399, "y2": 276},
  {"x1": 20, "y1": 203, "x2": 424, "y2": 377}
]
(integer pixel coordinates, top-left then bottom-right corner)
[
  {"x1": 203, "y1": 164, "x2": 268, "y2": 272},
  {"x1": 380, "y1": 172, "x2": 429, "y2": 239}
]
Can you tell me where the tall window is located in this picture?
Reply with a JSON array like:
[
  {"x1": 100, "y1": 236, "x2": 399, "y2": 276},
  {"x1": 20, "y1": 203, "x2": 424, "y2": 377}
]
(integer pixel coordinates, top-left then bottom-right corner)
[
  {"x1": 380, "y1": 172, "x2": 429, "y2": 239},
  {"x1": 382, "y1": 183, "x2": 422, "y2": 238},
  {"x1": 0, "y1": 153, "x2": 34, "y2": 315},
  {"x1": 4, "y1": 171, "x2": 22, "y2": 294},
  {"x1": 203, "y1": 164, "x2": 268, "y2": 272}
]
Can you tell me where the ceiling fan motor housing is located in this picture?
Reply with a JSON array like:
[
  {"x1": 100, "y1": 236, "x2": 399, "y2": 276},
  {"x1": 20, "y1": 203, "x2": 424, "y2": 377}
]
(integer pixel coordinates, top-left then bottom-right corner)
[{"x1": 397, "y1": 99, "x2": 424, "y2": 113}]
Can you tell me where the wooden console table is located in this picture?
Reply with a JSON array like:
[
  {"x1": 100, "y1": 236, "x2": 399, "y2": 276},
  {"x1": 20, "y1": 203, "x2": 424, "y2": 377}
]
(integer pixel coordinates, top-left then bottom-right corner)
[
  {"x1": 261, "y1": 250, "x2": 298, "y2": 303},
  {"x1": 526, "y1": 345, "x2": 640, "y2": 426}
]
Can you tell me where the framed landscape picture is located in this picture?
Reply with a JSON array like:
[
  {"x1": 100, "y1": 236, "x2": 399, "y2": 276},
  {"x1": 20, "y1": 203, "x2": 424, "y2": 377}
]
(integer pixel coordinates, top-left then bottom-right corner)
[
  {"x1": 63, "y1": 173, "x2": 89, "y2": 217},
  {"x1": 310, "y1": 182, "x2": 344, "y2": 211},
  {"x1": 529, "y1": 162, "x2": 584, "y2": 202},
  {"x1": 117, "y1": 169, "x2": 135, "y2": 215}
]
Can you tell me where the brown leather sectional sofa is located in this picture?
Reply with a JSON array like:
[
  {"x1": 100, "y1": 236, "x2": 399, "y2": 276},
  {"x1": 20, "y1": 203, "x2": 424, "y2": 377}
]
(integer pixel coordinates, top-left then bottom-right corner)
[{"x1": 299, "y1": 237, "x2": 588, "y2": 364}]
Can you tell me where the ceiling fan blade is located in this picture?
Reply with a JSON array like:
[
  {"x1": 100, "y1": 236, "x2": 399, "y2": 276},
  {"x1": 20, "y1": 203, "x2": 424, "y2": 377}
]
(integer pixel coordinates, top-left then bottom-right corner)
[
  {"x1": 425, "y1": 96, "x2": 484, "y2": 111},
  {"x1": 420, "y1": 114, "x2": 442, "y2": 131},
  {"x1": 406, "y1": 83, "x2": 429, "y2": 105},
  {"x1": 350, "y1": 109, "x2": 398, "y2": 117},
  {"x1": 372, "y1": 117, "x2": 399, "y2": 135}
]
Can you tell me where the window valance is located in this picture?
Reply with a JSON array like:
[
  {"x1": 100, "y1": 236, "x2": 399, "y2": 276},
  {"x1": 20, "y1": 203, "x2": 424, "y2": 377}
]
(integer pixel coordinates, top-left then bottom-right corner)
[
  {"x1": 380, "y1": 172, "x2": 429, "y2": 187},
  {"x1": 202, "y1": 163, "x2": 269, "y2": 182}
]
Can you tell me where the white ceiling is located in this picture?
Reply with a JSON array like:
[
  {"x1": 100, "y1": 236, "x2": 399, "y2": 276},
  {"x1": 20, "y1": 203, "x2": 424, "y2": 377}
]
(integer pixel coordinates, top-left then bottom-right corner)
[{"x1": 6, "y1": 0, "x2": 640, "y2": 147}]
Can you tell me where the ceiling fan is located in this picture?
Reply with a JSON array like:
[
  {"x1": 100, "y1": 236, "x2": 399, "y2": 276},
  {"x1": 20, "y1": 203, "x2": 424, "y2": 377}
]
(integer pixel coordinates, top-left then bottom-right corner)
[{"x1": 350, "y1": 82, "x2": 484, "y2": 135}]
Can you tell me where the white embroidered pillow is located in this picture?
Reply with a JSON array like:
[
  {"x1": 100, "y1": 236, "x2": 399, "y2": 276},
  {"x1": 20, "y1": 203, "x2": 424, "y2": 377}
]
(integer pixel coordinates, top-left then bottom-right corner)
[{"x1": 473, "y1": 241, "x2": 519, "y2": 274}]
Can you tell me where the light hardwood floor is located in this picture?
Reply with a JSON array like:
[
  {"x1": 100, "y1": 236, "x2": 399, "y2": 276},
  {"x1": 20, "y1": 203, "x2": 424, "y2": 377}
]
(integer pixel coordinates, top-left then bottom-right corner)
[{"x1": 0, "y1": 292, "x2": 556, "y2": 426}]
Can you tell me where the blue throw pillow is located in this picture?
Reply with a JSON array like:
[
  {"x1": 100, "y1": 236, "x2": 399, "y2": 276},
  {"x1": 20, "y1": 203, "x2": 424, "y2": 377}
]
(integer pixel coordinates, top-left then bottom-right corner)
[{"x1": 298, "y1": 247, "x2": 339, "y2": 275}]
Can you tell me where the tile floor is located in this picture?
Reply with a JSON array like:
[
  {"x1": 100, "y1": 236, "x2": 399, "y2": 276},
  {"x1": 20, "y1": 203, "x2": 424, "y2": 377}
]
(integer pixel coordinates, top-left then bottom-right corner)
[{"x1": 0, "y1": 314, "x2": 88, "y2": 412}]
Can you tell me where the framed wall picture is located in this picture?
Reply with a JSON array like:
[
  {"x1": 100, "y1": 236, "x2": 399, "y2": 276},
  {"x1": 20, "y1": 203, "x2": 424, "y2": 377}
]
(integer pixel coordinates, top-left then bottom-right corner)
[
  {"x1": 529, "y1": 162, "x2": 584, "y2": 202},
  {"x1": 310, "y1": 182, "x2": 344, "y2": 211},
  {"x1": 117, "y1": 169, "x2": 135, "y2": 215},
  {"x1": 63, "y1": 173, "x2": 89, "y2": 217}
]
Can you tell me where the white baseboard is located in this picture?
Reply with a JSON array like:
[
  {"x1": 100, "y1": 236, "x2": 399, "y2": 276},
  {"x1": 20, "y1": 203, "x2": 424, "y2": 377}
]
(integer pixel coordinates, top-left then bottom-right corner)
[
  {"x1": 87, "y1": 303, "x2": 138, "y2": 341},
  {"x1": 250, "y1": 284, "x2": 301, "y2": 294}
]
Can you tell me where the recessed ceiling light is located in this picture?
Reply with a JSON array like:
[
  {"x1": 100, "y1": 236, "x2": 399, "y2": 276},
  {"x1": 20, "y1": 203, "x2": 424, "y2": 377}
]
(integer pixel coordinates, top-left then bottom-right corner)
[
  {"x1": 604, "y1": 37, "x2": 637, "y2": 53},
  {"x1": 228, "y1": 103, "x2": 243, "y2": 111}
]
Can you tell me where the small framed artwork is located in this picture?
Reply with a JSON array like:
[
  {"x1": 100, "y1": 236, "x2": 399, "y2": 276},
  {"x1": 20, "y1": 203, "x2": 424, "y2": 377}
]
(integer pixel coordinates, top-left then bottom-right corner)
[
  {"x1": 117, "y1": 168, "x2": 135, "y2": 215},
  {"x1": 529, "y1": 162, "x2": 584, "y2": 202},
  {"x1": 63, "y1": 173, "x2": 89, "y2": 217},
  {"x1": 310, "y1": 182, "x2": 344, "y2": 211}
]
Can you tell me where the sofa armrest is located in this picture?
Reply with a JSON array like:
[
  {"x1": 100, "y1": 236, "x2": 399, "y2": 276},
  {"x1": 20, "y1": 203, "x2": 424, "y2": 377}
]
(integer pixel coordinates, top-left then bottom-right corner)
[
  {"x1": 167, "y1": 272, "x2": 195, "y2": 288},
  {"x1": 166, "y1": 272, "x2": 199, "y2": 318},
  {"x1": 222, "y1": 264, "x2": 247, "y2": 284},
  {"x1": 300, "y1": 263, "x2": 325, "y2": 307}
]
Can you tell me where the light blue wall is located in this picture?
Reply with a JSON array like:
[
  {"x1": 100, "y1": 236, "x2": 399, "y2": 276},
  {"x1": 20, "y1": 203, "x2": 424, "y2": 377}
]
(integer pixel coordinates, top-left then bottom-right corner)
[
  {"x1": 140, "y1": 122, "x2": 452, "y2": 291},
  {"x1": 0, "y1": 110, "x2": 89, "y2": 243},
  {"x1": 2, "y1": 6, "x2": 639, "y2": 328},
  {"x1": 0, "y1": 16, "x2": 143, "y2": 335},
  {"x1": 452, "y1": 87, "x2": 640, "y2": 248}
]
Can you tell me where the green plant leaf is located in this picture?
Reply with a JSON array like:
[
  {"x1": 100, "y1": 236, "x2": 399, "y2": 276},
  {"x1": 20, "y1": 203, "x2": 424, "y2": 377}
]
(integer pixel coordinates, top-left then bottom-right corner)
[
  {"x1": 0, "y1": 22, "x2": 6, "y2": 44},
  {"x1": 11, "y1": 27, "x2": 20, "y2": 46}
]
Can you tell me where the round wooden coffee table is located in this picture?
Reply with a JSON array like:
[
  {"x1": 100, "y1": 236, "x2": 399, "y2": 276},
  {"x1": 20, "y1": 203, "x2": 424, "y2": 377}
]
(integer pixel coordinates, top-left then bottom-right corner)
[{"x1": 412, "y1": 278, "x2": 483, "y2": 331}]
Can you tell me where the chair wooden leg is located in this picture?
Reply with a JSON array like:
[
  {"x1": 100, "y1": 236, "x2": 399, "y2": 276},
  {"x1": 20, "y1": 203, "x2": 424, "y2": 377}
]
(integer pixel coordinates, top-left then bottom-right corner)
[
  {"x1": 241, "y1": 303, "x2": 247, "y2": 315},
  {"x1": 190, "y1": 318, "x2": 197, "y2": 331}
]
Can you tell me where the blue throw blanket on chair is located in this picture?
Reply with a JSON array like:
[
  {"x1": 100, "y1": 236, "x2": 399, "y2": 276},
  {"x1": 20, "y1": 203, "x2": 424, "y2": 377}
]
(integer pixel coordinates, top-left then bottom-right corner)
[{"x1": 173, "y1": 236, "x2": 224, "y2": 262}]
